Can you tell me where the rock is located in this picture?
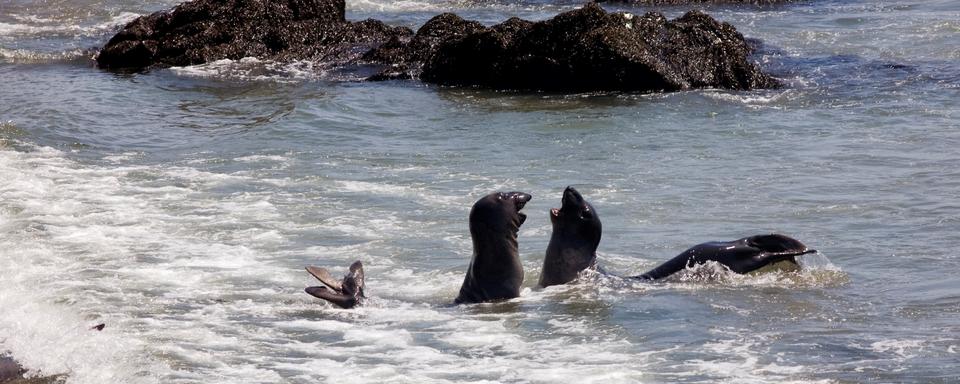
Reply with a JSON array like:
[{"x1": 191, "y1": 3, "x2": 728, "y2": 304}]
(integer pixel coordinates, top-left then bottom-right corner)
[
  {"x1": 97, "y1": 0, "x2": 778, "y2": 92},
  {"x1": 363, "y1": 13, "x2": 485, "y2": 65},
  {"x1": 0, "y1": 356, "x2": 24, "y2": 382},
  {"x1": 418, "y1": 3, "x2": 779, "y2": 91},
  {"x1": 1, "y1": 355, "x2": 63, "y2": 384},
  {"x1": 96, "y1": 0, "x2": 411, "y2": 70}
]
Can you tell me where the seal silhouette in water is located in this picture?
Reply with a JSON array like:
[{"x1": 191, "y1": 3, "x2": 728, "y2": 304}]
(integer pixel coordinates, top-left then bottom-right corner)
[
  {"x1": 540, "y1": 187, "x2": 815, "y2": 281},
  {"x1": 539, "y1": 187, "x2": 602, "y2": 287},
  {"x1": 634, "y1": 234, "x2": 816, "y2": 280},
  {"x1": 305, "y1": 260, "x2": 365, "y2": 309},
  {"x1": 455, "y1": 191, "x2": 532, "y2": 304}
]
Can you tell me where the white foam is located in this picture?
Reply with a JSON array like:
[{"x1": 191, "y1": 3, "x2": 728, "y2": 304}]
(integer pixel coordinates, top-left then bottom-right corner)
[
  {"x1": 687, "y1": 330, "x2": 828, "y2": 384},
  {"x1": 337, "y1": 179, "x2": 415, "y2": 196},
  {"x1": 0, "y1": 144, "x2": 306, "y2": 382},
  {"x1": 869, "y1": 339, "x2": 925, "y2": 359},
  {"x1": 274, "y1": 319, "x2": 355, "y2": 332},
  {"x1": 702, "y1": 89, "x2": 797, "y2": 109},
  {"x1": 347, "y1": 0, "x2": 460, "y2": 13},
  {"x1": 233, "y1": 154, "x2": 291, "y2": 164},
  {"x1": 0, "y1": 12, "x2": 139, "y2": 37},
  {"x1": 439, "y1": 323, "x2": 525, "y2": 350},
  {"x1": 0, "y1": 47, "x2": 90, "y2": 63},
  {"x1": 343, "y1": 328, "x2": 414, "y2": 348},
  {"x1": 168, "y1": 57, "x2": 327, "y2": 82},
  {"x1": 0, "y1": 292, "x2": 163, "y2": 383},
  {"x1": 0, "y1": 140, "x2": 853, "y2": 383}
]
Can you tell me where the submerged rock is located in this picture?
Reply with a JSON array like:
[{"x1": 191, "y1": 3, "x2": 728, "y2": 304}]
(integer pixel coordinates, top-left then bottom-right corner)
[
  {"x1": 0, "y1": 355, "x2": 63, "y2": 384},
  {"x1": 0, "y1": 356, "x2": 24, "y2": 382},
  {"x1": 416, "y1": 3, "x2": 779, "y2": 91},
  {"x1": 96, "y1": 0, "x2": 411, "y2": 70}
]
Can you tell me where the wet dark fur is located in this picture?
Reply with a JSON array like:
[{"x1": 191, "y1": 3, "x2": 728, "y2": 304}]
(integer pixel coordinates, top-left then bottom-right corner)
[
  {"x1": 455, "y1": 191, "x2": 531, "y2": 304},
  {"x1": 635, "y1": 234, "x2": 815, "y2": 280},
  {"x1": 539, "y1": 187, "x2": 602, "y2": 287}
]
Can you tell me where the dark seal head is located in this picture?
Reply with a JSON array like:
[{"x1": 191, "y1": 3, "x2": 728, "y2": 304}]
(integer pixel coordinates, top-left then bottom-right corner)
[
  {"x1": 305, "y1": 260, "x2": 366, "y2": 309},
  {"x1": 455, "y1": 191, "x2": 531, "y2": 304},
  {"x1": 635, "y1": 234, "x2": 816, "y2": 280},
  {"x1": 539, "y1": 186, "x2": 602, "y2": 287}
]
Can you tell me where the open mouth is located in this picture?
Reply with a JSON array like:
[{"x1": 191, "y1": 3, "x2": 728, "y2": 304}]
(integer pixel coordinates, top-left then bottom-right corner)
[
  {"x1": 509, "y1": 192, "x2": 531, "y2": 226},
  {"x1": 515, "y1": 199, "x2": 528, "y2": 211},
  {"x1": 552, "y1": 186, "x2": 582, "y2": 218}
]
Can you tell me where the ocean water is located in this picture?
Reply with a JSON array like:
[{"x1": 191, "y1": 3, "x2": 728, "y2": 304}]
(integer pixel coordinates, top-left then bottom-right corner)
[{"x1": 1, "y1": 0, "x2": 959, "y2": 382}]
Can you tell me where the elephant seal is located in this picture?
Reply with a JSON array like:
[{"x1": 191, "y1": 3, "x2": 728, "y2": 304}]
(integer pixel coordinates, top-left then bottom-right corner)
[
  {"x1": 455, "y1": 191, "x2": 531, "y2": 304},
  {"x1": 539, "y1": 187, "x2": 602, "y2": 287},
  {"x1": 634, "y1": 234, "x2": 816, "y2": 280},
  {"x1": 305, "y1": 260, "x2": 365, "y2": 309}
]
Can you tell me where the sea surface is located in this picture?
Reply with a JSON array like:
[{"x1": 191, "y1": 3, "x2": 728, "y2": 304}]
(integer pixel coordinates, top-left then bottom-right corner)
[{"x1": 1, "y1": 0, "x2": 958, "y2": 383}]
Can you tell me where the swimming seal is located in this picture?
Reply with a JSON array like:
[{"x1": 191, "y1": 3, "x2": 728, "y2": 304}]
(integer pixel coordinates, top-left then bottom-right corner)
[
  {"x1": 539, "y1": 187, "x2": 602, "y2": 287},
  {"x1": 634, "y1": 234, "x2": 816, "y2": 280},
  {"x1": 305, "y1": 260, "x2": 365, "y2": 309},
  {"x1": 455, "y1": 191, "x2": 531, "y2": 304}
]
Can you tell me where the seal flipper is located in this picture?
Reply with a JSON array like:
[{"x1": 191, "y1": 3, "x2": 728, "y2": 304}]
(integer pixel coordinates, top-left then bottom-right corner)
[
  {"x1": 305, "y1": 266, "x2": 343, "y2": 291},
  {"x1": 305, "y1": 286, "x2": 359, "y2": 309},
  {"x1": 304, "y1": 260, "x2": 366, "y2": 309}
]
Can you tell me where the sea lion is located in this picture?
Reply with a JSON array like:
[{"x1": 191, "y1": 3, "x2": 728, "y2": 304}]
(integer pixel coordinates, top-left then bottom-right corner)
[
  {"x1": 539, "y1": 188, "x2": 814, "y2": 281},
  {"x1": 455, "y1": 191, "x2": 531, "y2": 304},
  {"x1": 634, "y1": 234, "x2": 816, "y2": 280},
  {"x1": 305, "y1": 260, "x2": 365, "y2": 309},
  {"x1": 539, "y1": 187, "x2": 602, "y2": 287}
]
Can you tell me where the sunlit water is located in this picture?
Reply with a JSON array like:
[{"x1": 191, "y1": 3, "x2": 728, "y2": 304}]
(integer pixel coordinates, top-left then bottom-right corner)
[{"x1": 1, "y1": 0, "x2": 958, "y2": 383}]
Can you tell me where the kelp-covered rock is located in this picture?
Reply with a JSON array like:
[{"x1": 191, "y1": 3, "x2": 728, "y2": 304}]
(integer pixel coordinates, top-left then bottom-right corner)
[
  {"x1": 418, "y1": 3, "x2": 779, "y2": 91},
  {"x1": 96, "y1": 0, "x2": 411, "y2": 70}
]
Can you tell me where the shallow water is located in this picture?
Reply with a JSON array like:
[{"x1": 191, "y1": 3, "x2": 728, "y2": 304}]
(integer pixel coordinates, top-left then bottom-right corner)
[{"x1": 1, "y1": 0, "x2": 959, "y2": 383}]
